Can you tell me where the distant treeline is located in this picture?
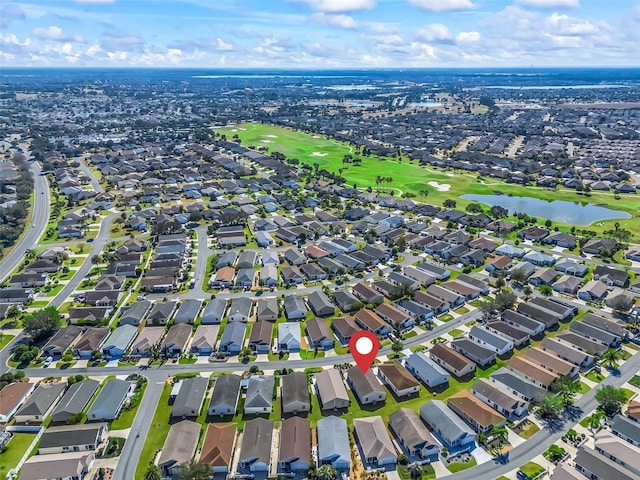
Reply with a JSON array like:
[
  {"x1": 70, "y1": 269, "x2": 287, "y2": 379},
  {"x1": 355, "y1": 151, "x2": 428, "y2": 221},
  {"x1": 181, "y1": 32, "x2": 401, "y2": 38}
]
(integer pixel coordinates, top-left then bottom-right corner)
[{"x1": 0, "y1": 153, "x2": 34, "y2": 256}]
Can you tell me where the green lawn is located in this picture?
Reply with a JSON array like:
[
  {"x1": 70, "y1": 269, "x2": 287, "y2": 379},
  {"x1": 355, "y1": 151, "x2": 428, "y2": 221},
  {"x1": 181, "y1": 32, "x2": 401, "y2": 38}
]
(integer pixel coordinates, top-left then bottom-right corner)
[
  {"x1": 0, "y1": 433, "x2": 37, "y2": 475},
  {"x1": 446, "y1": 457, "x2": 477, "y2": 473},
  {"x1": 577, "y1": 381, "x2": 591, "y2": 394},
  {"x1": 629, "y1": 375, "x2": 640, "y2": 389},
  {"x1": 0, "y1": 334, "x2": 15, "y2": 351},
  {"x1": 448, "y1": 329, "x2": 464, "y2": 338},
  {"x1": 439, "y1": 314, "x2": 454, "y2": 322},
  {"x1": 221, "y1": 123, "x2": 640, "y2": 238},
  {"x1": 517, "y1": 421, "x2": 540, "y2": 439},
  {"x1": 585, "y1": 370, "x2": 604, "y2": 383},
  {"x1": 398, "y1": 463, "x2": 436, "y2": 480},
  {"x1": 519, "y1": 461, "x2": 545, "y2": 479},
  {"x1": 111, "y1": 382, "x2": 148, "y2": 430},
  {"x1": 135, "y1": 382, "x2": 171, "y2": 480},
  {"x1": 454, "y1": 306, "x2": 470, "y2": 315}
]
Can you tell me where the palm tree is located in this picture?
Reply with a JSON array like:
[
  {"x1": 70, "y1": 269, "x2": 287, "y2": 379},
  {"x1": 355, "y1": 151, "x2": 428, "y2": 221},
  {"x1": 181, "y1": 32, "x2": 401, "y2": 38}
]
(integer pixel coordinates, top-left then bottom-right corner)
[
  {"x1": 316, "y1": 464, "x2": 338, "y2": 480},
  {"x1": 588, "y1": 410, "x2": 606, "y2": 431},
  {"x1": 408, "y1": 462, "x2": 423, "y2": 480},
  {"x1": 602, "y1": 348, "x2": 622, "y2": 369},
  {"x1": 491, "y1": 424, "x2": 509, "y2": 456},
  {"x1": 143, "y1": 463, "x2": 162, "y2": 480},
  {"x1": 176, "y1": 460, "x2": 210, "y2": 480},
  {"x1": 538, "y1": 393, "x2": 564, "y2": 418},
  {"x1": 25, "y1": 249, "x2": 37, "y2": 261}
]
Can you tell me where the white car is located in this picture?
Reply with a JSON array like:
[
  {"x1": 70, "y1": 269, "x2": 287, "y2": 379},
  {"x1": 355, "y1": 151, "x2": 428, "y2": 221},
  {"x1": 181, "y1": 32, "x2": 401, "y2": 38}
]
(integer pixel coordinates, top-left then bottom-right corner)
[{"x1": 43, "y1": 356, "x2": 53, "y2": 368}]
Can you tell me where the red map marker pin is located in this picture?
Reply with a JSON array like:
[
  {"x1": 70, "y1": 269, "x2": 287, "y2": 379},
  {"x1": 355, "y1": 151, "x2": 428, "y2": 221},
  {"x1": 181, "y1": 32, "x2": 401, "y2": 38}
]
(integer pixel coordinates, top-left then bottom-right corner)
[{"x1": 349, "y1": 330, "x2": 380, "y2": 374}]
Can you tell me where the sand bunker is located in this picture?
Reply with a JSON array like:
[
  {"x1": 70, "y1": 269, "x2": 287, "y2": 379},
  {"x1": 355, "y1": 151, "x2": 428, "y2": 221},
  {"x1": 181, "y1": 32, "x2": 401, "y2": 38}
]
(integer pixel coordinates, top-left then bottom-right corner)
[
  {"x1": 260, "y1": 140, "x2": 273, "y2": 143},
  {"x1": 264, "y1": 134, "x2": 278, "y2": 138},
  {"x1": 311, "y1": 152, "x2": 328, "y2": 157},
  {"x1": 428, "y1": 181, "x2": 451, "y2": 192},
  {"x1": 312, "y1": 135, "x2": 321, "y2": 139}
]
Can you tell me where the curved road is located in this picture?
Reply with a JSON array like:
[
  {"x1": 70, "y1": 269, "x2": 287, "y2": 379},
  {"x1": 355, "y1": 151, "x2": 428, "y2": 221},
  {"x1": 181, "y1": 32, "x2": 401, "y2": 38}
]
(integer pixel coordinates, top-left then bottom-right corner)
[
  {"x1": 0, "y1": 161, "x2": 50, "y2": 282},
  {"x1": 49, "y1": 214, "x2": 116, "y2": 308}
]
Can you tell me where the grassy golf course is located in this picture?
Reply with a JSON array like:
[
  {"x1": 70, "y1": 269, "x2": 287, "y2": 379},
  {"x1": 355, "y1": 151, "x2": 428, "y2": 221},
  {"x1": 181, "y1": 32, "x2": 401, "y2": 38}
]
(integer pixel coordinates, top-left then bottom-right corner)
[{"x1": 218, "y1": 123, "x2": 640, "y2": 238}]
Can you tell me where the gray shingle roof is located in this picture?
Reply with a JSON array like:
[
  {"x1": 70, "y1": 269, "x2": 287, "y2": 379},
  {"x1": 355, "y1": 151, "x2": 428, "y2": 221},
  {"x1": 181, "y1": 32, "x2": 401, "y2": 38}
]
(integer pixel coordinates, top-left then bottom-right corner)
[{"x1": 51, "y1": 379, "x2": 99, "y2": 423}]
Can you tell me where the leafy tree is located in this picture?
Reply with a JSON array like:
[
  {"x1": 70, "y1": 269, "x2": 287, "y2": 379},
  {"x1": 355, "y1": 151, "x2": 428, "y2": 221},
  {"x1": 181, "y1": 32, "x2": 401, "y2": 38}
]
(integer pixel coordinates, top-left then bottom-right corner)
[
  {"x1": 494, "y1": 291, "x2": 517, "y2": 312},
  {"x1": 391, "y1": 340, "x2": 404, "y2": 357},
  {"x1": 587, "y1": 410, "x2": 606, "y2": 430},
  {"x1": 12, "y1": 344, "x2": 40, "y2": 364},
  {"x1": 539, "y1": 284, "x2": 553, "y2": 297},
  {"x1": 479, "y1": 298, "x2": 496, "y2": 319},
  {"x1": 545, "y1": 444, "x2": 565, "y2": 462},
  {"x1": 249, "y1": 365, "x2": 260, "y2": 374},
  {"x1": 490, "y1": 205, "x2": 509, "y2": 219},
  {"x1": 495, "y1": 277, "x2": 506, "y2": 290},
  {"x1": 538, "y1": 393, "x2": 564, "y2": 418},
  {"x1": 595, "y1": 386, "x2": 628, "y2": 416},
  {"x1": 510, "y1": 267, "x2": 528, "y2": 286},
  {"x1": 176, "y1": 460, "x2": 210, "y2": 480},
  {"x1": 523, "y1": 285, "x2": 533, "y2": 298},
  {"x1": 23, "y1": 307, "x2": 60, "y2": 340},
  {"x1": 316, "y1": 464, "x2": 338, "y2": 480},
  {"x1": 143, "y1": 463, "x2": 162, "y2": 480},
  {"x1": 443, "y1": 199, "x2": 457, "y2": 209}
]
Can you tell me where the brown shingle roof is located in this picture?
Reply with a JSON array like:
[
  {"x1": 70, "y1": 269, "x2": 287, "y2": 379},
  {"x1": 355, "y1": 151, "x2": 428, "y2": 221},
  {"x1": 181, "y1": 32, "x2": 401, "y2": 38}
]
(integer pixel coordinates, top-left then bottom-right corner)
[
  {"x1": 200, "y1": 423, "x2": 236, "y2": 467},
  {"x1": 430, "y1": 343, "x2": 474, "y2": 372},
  {"x1": 378, "y1": 362, "x2": 419, "y2": 391},
  {"x1": 447, "y1": 390, "x2": 505, "y2": 429}
]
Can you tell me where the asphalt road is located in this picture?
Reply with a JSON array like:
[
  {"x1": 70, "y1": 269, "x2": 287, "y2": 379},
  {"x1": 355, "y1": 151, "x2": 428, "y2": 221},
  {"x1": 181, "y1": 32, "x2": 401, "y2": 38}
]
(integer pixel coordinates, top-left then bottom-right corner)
[
  {"x1": 49, "y1": 213, "x2": 116, "y2": 308},
  {"x1": 75, "y1": 156, "x2": 104, "y2": 194},
  {"x1": 0, "y1": 161, "x2": 50, "y2": 282}
]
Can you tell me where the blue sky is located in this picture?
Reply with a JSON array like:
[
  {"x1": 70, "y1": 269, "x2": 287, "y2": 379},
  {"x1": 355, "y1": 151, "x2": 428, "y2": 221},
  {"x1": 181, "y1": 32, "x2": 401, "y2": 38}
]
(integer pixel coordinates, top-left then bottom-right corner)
[{"x1": 1, "y1": 0, "x2": 639, "y2": 67}]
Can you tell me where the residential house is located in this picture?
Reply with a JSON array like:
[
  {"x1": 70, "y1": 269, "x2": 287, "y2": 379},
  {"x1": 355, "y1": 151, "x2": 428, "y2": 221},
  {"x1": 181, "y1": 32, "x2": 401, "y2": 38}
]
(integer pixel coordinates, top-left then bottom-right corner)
[
  {"x1": 490, "y1": 368, "x2": 546, "y2": 403},
  {"x1": 118, "y1": 300, "x2": 151, "y2": 326},
  {"x1": 306, "y1": 317, "x2": 335, "y2": 350},
  {"x1": 244, "y1": 375, "x2": 275, "y2": 415},
  {"x1": 218, "y1": 320, "x2": 247, "y2": 354},
  {"x1": 507, "y1": 357, "x2": 558, "y2": 389},
  {"x1": 201, "y1": 298, "x2": 227, "y2": 324},
  {"x1": 347, "y1": 366, "x2": 386, "y2": 406},
  {"x1": 158, "y1": 420, "x2": 200, "y2": 478},
  {"x1": 163, "y1": 323, "x2": 192, "y2": 357},
  {"x1": 208, "y1": 374, "x2": 241, "y2": 417},
  {"x1": 19, "y1": 452, "x2": 95, "y2": 480},
  {"x1": 73, "y1": 327, "x2": 109, "y2": 359},
  {"x1": 256, "y1": 297, "x2": 278, "y2": 322},
  {"x1": 573, "y1": 446, "x2": 637, "y2": 480},
  {"x1": 101, "y1": 324, "x2": 138, "y2": 359},
  {"x1": 174, "y1": 299, "x2": 202, "y2": 324},
  {"x1": 200, "y1": 423, "x2": 236, "y2": 474},
  {"x1": 278, "y1": 322, "x2": 301, "y2": 352},
  {"x1": 249, "y1": 321, "x2": 273, "y2": 354},
  {"x1": 570, "y1": 321, "x2": 620, "y2": 348},
  {"x1": 375, "y1": 303, "x2": 415, "y2": 332},
  {"x1": 307, "y1": 291, "x2": 335, "y2": 317},
  {"x1": 316, "y1": 369, "x2": 350, "y2": 411},
  {"x1": 278, "y1": 417, "x2": 311, "y2": 474},
  {"x1": 238, "y1": 417, "x2": 273, "y2": 473},
  {"x1": 172, "y1": 377, "x2": 208, "y2": 419},
  {"x1": 447, "y1": 390, "x2": 506, "y2": 434},
  {"x1": 15, "y1": 382, "x2": 66, "y2": 423},
  {"x1": 541, "y1": 337, "x2": 594, "y2": 370},
  {"x1": 38, "y1": 423, "x2": 107, "y2": 455},
  {"x1": 87, "y1": 379, "x2": 131, "y2": 421},
  {"x1": 451, "y1": 338, "x2": 497, "y2": 368},
  {"x1": 468, "y1": 326, "x2": 514, "y2": 355},
  {"x1": 355, "y1": 309, "x2": 392, "y2": 337},
  {"x1": 0, "y1": 382, "x2": 35, "y2": 422},
  {"x1": 331, "y1": 316, "x2": 361, "y2": 345},
  {"x1": 283, "y1": 295, "x2": 306, "y2": 321},
  {"x1": 281, "y1": 372, "x2": 311, "y2": 415},
  {"x1": 470, "y1": 379, "x2": 528, "y2": 421},
  {"x1": 130, "y1": 327, "x2": 164, "y2": 357},
  {"x1": 51, "y1": 379, "x2": 99, "y2": 424},
  {"x1": 317, "y1": 416, "x2": 351, "y2": 471},
  {"x1": 190, "y1": 325, "x2": 218, "y2": 355},
  {"x1": 502, "y1": 309, "x2": 545, "y2": 337},
  {"x1": 389, "y1": 408, "x2": 439, "y2": 462},
  {"x1": 377, "y1": 362, "x2": 420, "y2": 398},
  {"x1": 578, "y1": 280, "x2": 610, "y2": 301},
  {"x1": 419, "y1": 400, "x2": 476, "y2": 450},
  {"x1": 429, "y1": 343, "x2": 476, "y2": 378},
  {"x1": 426, "y1": 284, "x2": 464, "y2": 308},
  {"x1": 525, "y1": 347, "x2": 579, "y2": 378},
  {"x1": 485, "y1": 321, "x2": 530, "y2": 347},
  {"x1": 352, "y1": 283, "x2": 384, "y2": 305},
  {"x1": 404, "y1": 352, "x2": 450, "y2": 389},
  {"x1": 228, "y1": 297, "x2": 252, "y2": 322},
  {"x1": 353, "y1": 416, "x2": 397, "y2": 468},
  {"x1": 594, "y1": 265, "x2": 629, "y2": 288},
  {"x1": 612, "y1": 415, "x2": 640, "y2": 447},
  {"x1": 41, "y1": 325, "x2": 84, "y2": 359}
]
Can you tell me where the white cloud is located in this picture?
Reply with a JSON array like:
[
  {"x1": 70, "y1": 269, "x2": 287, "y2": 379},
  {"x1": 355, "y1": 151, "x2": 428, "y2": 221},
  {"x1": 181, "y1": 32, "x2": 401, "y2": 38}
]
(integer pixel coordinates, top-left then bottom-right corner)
[
  {"x1": 456, "y1": 31, "x2": 480, "y2": 43},
  {"x1": 310, "y1": 13, "x2": 358, "y2": 29},
  {"x1": 516, "y1": 0, "x2": 580, "y2": 8},
  {"x1": 215, "y1": 37, "x2": 234, "y2": 51},
  {"x1": 32, "y1": 26, "x2": 86, "y2": 43},
  {"x1": 546, "y1": 13, "x2": 597, "y2": 35},
  {"x1": 415, "y1": 24, "x2": 453, "y2": 42},
  {"x1": 300, "y1": 0, "x2": 375, "y2": 12},
  {"x1": 409, "y1": 0, "x2": 475, "y2": 12}
]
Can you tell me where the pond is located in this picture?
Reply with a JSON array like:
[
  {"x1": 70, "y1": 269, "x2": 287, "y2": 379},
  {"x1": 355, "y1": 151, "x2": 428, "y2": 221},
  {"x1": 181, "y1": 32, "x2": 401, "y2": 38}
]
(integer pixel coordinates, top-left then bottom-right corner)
[{"x1": 460, "y1": 194, "x2": 632, "y2": 225}]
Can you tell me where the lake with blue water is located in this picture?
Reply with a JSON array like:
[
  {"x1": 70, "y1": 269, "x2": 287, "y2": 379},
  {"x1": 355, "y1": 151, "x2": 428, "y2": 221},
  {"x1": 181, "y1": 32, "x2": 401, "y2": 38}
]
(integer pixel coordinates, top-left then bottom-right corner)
[{"x1": 460, "y1": 194, "x2": 631, "y2": 225}]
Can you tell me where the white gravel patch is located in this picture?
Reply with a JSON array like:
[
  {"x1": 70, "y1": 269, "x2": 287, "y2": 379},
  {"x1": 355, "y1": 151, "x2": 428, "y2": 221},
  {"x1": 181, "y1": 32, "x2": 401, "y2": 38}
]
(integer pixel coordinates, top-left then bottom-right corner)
[{"x1": 311, "y1": 152, "x2": 328, "y2": 157}]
